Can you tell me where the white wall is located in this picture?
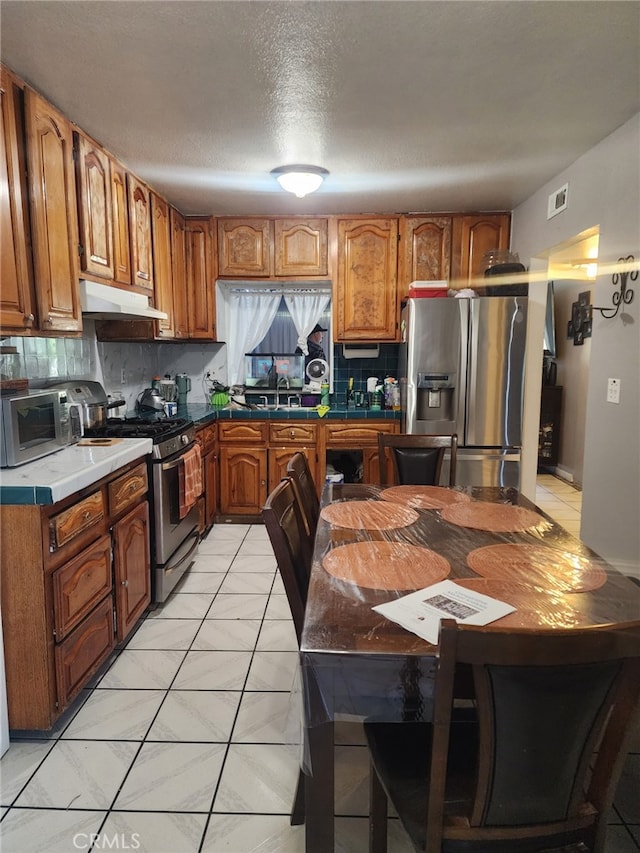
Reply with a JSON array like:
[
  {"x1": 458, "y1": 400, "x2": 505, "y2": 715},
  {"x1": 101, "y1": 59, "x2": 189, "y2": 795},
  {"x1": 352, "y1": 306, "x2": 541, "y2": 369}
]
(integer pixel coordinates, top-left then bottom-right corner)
[
  {"x1": 553, "y1": 280, "x2": 592, "y2": 486},
  {"x1": 512, "y1": 113, "x2": 640, "y2": 576}
]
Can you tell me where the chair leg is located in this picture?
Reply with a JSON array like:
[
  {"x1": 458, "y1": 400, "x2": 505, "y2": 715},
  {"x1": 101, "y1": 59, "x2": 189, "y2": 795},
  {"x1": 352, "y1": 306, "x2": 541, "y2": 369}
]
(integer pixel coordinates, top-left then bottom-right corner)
[
  {"x1": 290, "y1": 767, "x2": 306, "y2": 825},
  {"x1": 369, "y1": 761, "x2": 388, "y2": 853}
]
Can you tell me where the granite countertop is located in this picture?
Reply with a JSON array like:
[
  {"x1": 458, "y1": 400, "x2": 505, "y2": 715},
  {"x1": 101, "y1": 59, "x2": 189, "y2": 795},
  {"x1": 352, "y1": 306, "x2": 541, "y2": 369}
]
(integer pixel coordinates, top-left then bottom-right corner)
[{"x1": 0, "y1": 438, "x2": 153, "y2": 505}]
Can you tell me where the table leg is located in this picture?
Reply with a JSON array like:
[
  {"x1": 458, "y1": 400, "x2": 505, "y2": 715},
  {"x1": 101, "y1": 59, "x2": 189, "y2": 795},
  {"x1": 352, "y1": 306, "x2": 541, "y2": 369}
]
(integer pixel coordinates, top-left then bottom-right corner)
[{"x1": 305, "y1": 720, "x2": 335, "y2": 852}]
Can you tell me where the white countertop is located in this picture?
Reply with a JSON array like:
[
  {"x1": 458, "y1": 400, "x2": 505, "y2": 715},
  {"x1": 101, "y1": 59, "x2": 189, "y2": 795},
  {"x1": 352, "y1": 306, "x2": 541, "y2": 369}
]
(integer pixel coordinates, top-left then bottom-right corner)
[{"x1": 0, "y1": 438, "x2": 153, "y2": 505}]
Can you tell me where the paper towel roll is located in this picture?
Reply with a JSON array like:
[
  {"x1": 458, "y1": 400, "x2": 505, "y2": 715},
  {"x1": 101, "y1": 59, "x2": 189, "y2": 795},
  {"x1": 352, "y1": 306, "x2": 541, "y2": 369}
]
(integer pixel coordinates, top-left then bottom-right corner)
[{"x1": 367, "y1": 376, "x2": 379, "y2": 393}]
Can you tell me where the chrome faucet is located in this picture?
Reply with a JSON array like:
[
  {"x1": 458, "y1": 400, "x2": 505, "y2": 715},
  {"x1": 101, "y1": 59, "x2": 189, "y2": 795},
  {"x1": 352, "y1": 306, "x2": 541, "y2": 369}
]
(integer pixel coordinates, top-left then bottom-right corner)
[{"x1": 276, "y1": 375, "x2": 289, "y2": 409}]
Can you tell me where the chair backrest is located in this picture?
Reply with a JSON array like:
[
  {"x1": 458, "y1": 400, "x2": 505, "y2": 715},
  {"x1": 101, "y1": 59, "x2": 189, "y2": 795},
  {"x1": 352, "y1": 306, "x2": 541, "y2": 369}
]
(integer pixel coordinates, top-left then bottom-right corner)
[
  {"x1": 425, "y1": 619, "x2": 640, "y2": 852},
  {"x1": 378, "y1": 433, "x2": 457, "y2": 486},
  {"x1": 286, "y1": 451, "x2": 320, "y2": 538},
  {"x1": 262, "y1": 477, "x2": 313, "y2": 643}
]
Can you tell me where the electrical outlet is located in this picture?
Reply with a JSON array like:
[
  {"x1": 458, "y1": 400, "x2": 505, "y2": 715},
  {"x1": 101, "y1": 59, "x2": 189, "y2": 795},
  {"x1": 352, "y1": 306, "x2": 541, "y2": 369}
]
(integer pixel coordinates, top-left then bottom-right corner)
[{"x1": 606, "y1": 378, "x2": 620, "y2": 404}]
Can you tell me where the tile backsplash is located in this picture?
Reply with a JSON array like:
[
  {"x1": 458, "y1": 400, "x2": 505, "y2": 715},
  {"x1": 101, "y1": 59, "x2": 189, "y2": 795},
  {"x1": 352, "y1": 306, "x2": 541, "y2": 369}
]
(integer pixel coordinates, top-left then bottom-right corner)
[
  {"x1": 2, "y1": 329, "x2": 398, "y2": 412},
  {"x1": 2, "y1": 322, "x2": 228, "y2": 411}
]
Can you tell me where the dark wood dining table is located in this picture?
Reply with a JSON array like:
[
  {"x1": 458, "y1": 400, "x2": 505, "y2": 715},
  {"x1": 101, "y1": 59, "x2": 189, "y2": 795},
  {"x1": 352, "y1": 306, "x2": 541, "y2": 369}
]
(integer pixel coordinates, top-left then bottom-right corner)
[{"x1": 298, "y1": 483, "x2": 640, "y2": 852}]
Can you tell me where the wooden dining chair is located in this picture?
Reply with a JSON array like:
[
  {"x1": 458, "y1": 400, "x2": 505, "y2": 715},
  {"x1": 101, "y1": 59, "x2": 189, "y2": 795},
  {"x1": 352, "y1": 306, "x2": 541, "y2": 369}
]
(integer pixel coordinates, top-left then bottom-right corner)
[
  {"x1": 262, "y1": 477, "x2": 313, "y2": 643},
  {"x1": 378, "y1": 433, "x2": 458, "y2": 486},
  {"x1": 286, "y1": 451, "x2": 320, "y2": 539},
  {"x1": 262, "y1": 477, "x2": 314, "y2": 825},
  {"x1": 365, "y1": 618, "x2": 640, "y2": 853}
]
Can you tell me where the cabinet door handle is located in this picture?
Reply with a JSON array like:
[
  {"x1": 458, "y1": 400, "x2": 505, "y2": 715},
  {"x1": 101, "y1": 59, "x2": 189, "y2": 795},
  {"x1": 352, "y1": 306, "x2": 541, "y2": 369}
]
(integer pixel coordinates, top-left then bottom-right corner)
[
  {"x1": 82, "y1": 510, "x2": 91, "y2": 520},
  {"x1": 121, "y1": 580, "x2": 128, "y2": 587},
  {"x1": 24, "y1": 313, "x2": 34, "y2": 323}
]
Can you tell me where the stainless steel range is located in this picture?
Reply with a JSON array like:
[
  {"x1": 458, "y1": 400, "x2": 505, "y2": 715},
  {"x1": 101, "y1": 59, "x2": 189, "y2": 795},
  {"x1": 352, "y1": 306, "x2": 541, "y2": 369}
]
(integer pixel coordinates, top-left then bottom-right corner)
[{"x1": 84, "y1": 415, "x2": 200, "y2": 603}]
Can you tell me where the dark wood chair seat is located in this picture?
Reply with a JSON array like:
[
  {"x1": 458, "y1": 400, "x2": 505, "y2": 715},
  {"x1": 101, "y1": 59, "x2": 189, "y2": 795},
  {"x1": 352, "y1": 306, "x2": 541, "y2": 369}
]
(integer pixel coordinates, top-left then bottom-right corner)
[
  {"x1": 365, "y1": 619, "x2": 640, "y2": 853},
  {"x1": 378, "y1": 433, "x2": 458, "y2": 486}
]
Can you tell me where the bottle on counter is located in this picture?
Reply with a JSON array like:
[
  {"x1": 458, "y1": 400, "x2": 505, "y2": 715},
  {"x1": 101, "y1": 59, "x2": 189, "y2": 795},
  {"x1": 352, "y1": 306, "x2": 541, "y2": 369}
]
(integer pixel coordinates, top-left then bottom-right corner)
[
  {"x1": 346, "y1": 376, "x2": 355, "y2": 408},
  {"x1": 320, "y1": 382, "x2": 330, "y2": 407}
]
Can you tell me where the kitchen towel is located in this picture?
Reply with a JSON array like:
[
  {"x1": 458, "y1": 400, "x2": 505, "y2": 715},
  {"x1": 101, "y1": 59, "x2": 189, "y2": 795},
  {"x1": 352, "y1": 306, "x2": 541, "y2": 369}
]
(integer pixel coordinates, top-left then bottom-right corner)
[{"x1": 178, "y1": 443, "x2": 203, "y2": 519}]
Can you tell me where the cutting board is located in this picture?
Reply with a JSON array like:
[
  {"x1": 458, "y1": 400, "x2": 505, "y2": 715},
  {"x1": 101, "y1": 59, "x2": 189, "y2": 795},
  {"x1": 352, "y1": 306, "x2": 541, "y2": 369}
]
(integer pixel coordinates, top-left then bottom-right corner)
[{"x1": 77, "y1": 438, "x2": 123, "y2": 447}]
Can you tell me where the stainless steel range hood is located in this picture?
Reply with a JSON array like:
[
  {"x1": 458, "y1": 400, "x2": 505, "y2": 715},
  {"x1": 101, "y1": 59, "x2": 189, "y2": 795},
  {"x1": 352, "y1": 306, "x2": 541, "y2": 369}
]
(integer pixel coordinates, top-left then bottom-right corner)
[{"x1": 79, "y1": 279, "x2": 168, "y2": 320}]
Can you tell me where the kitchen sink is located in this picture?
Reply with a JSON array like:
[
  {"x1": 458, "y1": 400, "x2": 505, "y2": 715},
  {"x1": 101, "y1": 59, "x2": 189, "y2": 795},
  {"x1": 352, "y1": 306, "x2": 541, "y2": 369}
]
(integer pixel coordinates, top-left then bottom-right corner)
[{"x1": 255, "y1": 404, "x2": 316, "y2": 412}]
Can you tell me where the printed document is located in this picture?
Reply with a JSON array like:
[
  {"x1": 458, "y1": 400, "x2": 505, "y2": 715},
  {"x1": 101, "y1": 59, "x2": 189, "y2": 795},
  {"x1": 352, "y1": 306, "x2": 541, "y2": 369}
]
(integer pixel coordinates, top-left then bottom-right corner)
[{"x1": 373, "y1": 579, "x2": 516, "y2": 644}]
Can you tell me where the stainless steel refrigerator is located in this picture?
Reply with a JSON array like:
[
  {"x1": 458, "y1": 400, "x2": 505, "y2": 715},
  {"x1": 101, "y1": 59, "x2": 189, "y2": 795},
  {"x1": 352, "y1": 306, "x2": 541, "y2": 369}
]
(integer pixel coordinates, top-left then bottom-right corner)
[{"x1": 399, "y1": 296, "x2": 528, "y2": 487}]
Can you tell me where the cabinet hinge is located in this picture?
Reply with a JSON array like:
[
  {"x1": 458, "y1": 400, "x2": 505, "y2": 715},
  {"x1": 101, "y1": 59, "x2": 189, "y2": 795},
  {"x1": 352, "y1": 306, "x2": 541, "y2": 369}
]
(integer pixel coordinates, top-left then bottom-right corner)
[
  {"x1": 72, "y1": 146, "x2": 78, "y2": 162},
  {"x1": 78, "y1": 244, "x2": 84, "y2": 256},
  {"x1": 113, "y1": 604, "x2": 117, "y2": 635}
]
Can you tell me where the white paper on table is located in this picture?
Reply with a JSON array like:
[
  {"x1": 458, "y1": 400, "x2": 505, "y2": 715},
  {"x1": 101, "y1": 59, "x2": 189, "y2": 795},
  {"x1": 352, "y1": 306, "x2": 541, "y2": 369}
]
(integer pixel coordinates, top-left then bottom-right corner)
[{"x1": 372, "y1": 579, "x2": 516, "y2": 644}]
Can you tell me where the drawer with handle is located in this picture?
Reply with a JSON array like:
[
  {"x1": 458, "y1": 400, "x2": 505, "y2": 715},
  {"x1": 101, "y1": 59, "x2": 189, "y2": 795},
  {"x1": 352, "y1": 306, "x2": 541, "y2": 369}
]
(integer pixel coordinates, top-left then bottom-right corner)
[
  {"x1": 49, "y1": 491, "x2": 105, "y2": 551},
  {"x1": 108, "y1": 463, "x2": 148, "y2": 516}
]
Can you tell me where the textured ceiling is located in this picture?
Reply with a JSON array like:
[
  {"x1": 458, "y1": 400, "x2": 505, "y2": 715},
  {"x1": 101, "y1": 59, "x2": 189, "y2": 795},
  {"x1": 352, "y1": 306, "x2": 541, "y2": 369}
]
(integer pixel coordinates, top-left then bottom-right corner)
[{"x1": 1, "y1": 0, "x2": 639, "y2": 217}]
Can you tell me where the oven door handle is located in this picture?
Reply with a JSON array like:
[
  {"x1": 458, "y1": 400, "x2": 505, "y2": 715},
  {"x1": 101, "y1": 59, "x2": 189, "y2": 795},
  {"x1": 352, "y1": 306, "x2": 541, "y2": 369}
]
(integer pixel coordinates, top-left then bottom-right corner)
[{"x1": 161, "y1": 455, "x2": 185, "y2": 472}]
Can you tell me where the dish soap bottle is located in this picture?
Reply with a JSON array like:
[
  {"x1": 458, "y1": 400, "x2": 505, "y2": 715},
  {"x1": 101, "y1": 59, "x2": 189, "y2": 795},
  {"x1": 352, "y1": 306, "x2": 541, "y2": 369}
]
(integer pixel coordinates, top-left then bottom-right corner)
[{"x1": 320, "y1": 382, "x2": 330, "y2": 407}]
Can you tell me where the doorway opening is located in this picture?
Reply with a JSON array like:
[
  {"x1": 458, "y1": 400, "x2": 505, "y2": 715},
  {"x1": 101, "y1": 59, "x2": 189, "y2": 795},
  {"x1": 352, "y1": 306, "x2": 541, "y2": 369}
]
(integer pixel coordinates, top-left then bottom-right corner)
[{"x1": 541, "y1": 228, "x2": 599, "y2": 488}]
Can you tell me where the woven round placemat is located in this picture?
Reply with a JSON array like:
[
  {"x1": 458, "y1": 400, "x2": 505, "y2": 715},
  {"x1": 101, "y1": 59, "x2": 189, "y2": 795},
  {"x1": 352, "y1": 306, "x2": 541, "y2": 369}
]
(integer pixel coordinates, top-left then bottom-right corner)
[
  {"x1": 380, "y1": 485, "x2": 471, "y2": 510},
  {"x1": 320, "y1": 500, "x2": 419, "y2": 530},
  {"x1": 323, "y1": 541, "x2": 450, "y2": 590}
]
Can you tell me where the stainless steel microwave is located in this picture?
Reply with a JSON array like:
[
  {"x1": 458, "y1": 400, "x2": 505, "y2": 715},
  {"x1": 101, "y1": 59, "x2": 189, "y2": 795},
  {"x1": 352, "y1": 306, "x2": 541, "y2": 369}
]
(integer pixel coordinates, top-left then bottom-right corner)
[{"x1": 0, "y1": 389, "x2": 82, "y2": 468}]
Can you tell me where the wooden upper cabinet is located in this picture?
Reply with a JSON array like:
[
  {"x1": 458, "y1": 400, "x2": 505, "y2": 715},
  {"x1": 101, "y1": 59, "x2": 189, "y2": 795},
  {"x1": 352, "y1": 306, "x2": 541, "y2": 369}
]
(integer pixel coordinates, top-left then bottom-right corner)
[
  {"x1": 74, "y1": 132, "x2": 114, "y2": 281},
  {"x1": 186, "y1": 217, "x2": 215, "y2": 339},
  {"x1": 336, "y1": 218, "x2": 399, "y2": 341},
  {"x1": 399, "y1": 216, "x2": 452, "y2": 293},
  {"x1": 110, "y1": 159, "x2": 132, "y2": 286},
  {"x1": 24, "y1": 87, "x2": 81, "y2": 333},
  {"x1": 451, "y1": 213, "x2": 511, "y2": 286},
  {"x1": 150, "y1": 192, "x2": 174, "y2": 337},
  {"x1": 170, "y1": 208, "x2": 189, "y2": 338},
  {"x1": 274, "y1": 218, "x2": 328, "y2": 276},
  {"x1": 217, "y1": 218, "x2": 271, "y2": 277},
  {"x1": 0, "y1": 66, "x2": 36, "y2": 333},
  {"x1": 127, "y1": 173, "x2": 154, "y2": 291}
]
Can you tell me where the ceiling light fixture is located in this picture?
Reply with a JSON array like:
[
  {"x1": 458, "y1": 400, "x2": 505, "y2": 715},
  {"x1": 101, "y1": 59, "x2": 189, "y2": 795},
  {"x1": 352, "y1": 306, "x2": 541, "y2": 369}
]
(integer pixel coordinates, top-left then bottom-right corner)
[{"x1": 271, "y1": 165, "x2": 329, "y2": 198}]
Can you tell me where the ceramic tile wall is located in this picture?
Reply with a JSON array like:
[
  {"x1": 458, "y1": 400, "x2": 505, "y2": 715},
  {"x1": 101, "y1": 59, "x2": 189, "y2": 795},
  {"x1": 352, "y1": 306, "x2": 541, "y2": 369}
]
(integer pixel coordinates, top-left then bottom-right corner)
[
  {"x1": 1, "y1": 335, "x2": 96, "y2": 385},
  {"x1": 331, "y1": 344, "x2": 400, "y2": 408},
  {"x1": 3, "y1": 325, "x2": 228, "y2": 411}
]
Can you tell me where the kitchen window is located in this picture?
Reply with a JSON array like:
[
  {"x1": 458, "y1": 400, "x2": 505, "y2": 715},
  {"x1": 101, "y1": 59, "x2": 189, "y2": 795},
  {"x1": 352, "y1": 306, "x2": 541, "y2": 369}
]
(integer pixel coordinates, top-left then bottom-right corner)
[{"x1": 216, "y1": 281, "x2": 332, "y2": 387}]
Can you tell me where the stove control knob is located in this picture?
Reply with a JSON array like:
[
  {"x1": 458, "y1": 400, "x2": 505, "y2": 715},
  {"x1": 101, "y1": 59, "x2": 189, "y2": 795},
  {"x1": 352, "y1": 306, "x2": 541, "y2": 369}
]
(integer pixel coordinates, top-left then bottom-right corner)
[{"x1": 181, "y1": 434, "x2": 190, "y2": 445}]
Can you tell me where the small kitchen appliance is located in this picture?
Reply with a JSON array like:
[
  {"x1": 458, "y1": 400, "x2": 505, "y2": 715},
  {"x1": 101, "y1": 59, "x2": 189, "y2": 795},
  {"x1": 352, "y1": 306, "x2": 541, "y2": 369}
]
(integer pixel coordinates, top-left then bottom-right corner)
[
  {"x1": 0, "y1": 388, "x2": 81, "y2": 467},
  {"x1": 137, "y1": 387, "x2": 166, "y2": 414},
  {"x1": 175, "y1": 373, "x2": 191, "y2": 408},
  {"x1": 48, "y1": 380, "x2": 126, "y2": 430}
]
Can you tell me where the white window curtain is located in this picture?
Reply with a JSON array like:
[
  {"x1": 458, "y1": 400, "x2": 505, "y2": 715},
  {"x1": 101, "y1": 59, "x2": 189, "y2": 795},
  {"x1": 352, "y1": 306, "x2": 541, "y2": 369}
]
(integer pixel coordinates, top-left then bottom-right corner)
[
  {"x1": 227, "y1": 292, "x2": 281, "y2": 385},
  {"x1": 284, "y1": 293, "x2": 331, "y2": 354}
]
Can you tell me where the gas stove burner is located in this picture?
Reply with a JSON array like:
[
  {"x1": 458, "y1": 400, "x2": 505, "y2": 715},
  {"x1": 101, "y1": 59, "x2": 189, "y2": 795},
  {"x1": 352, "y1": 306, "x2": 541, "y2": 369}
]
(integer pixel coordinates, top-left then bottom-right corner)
[{"x1": 84, "y1": 416, "x2": 193, "y2": 444}]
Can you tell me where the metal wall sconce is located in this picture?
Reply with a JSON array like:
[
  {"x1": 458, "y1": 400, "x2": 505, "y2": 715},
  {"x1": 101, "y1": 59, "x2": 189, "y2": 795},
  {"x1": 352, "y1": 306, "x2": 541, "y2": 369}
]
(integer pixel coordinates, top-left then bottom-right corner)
[
  {"x1": 567, "y1": 291, "x2": 592, "y2": 346},
  {"x1": 593, "y1": 254, "x2": 636, "y2": 319}
]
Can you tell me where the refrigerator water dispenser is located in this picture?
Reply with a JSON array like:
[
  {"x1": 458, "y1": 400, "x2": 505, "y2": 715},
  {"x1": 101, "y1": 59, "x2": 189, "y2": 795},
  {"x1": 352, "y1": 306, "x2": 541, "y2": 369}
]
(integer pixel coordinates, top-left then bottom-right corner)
[{"x1": 416, "y1": 373, "x2": 456, "y2": 422}]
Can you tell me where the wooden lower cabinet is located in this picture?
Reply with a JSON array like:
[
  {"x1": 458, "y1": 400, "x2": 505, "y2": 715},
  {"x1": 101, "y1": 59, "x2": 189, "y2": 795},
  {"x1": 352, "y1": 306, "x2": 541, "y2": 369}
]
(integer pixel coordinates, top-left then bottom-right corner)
[
  {"x1": 268, "y1": 446, "x2": 317, "y2": 493},
  {"x1": 113, "y1": 501, "x2": 151, "y2": 642},
  {"x1": 0, "y1": 457, "x2": 151, "y2": 730},
  {"x1": 219, "y1": 447, "x2": 268, "y2": 515},
  {"x1": 216, "y1": 418, "x2": 397, "y2": 519}
]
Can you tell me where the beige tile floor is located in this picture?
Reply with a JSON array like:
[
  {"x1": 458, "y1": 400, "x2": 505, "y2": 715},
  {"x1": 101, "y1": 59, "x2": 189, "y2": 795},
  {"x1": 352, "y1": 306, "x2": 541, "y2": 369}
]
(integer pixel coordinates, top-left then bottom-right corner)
[{"x1": 1, "y1": 479, "x2": 638, "y2": 852}]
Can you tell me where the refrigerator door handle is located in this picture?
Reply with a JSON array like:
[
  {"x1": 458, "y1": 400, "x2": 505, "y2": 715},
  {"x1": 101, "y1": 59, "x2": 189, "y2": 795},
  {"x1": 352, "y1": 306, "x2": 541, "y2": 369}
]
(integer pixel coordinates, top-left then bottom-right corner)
[{"x1": 466, "y1": 300, "x2": 479, "y2": 442}]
